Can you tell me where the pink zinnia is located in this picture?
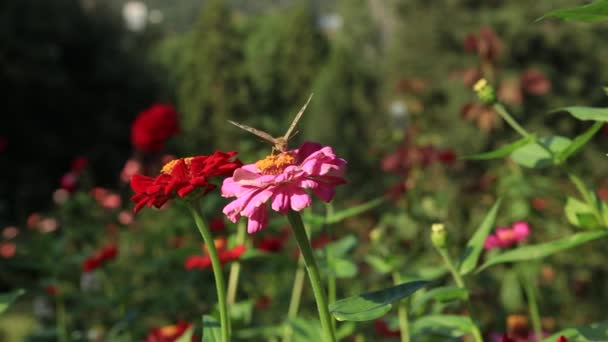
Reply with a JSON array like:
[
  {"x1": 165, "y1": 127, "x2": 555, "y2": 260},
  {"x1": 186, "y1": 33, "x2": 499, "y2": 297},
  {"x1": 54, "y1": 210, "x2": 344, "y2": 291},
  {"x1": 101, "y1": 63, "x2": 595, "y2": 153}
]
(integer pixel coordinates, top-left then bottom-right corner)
[
  {"x1": 484, "y1": 221, "x2": 530, "y2": 250},
  {"x1": 222, "y1": 142, "x2": 346, "y2": 233}
]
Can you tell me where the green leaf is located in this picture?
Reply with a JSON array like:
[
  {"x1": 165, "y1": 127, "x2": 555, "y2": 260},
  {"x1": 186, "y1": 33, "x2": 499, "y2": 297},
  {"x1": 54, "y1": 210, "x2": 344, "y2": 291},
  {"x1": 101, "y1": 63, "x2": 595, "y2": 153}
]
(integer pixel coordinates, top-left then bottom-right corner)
[
  {"x1": 327, "y1": 257, "x2": 358, "y2": 279},
  {"x1": 557, "y1": 122, "x2": 603, "y2": 163},
  {"x1": 462, "y1": 136, "x2": 534, "y2": 160},
  {"x1": 411, "y1": 287, "x2": 469, "y2": 311},
  {"x1": 477, "y1": 231, "x2": 608, "y2": 272},
  {"x1": 411, "y1": 315, "x2": 475, "y2": 338},
  {"x1": 326, "y1": 197, "x2": 384, "y2": 224},
  {"x1": 0, "y1": 289, "x2": 25, "y2": 315},
  {"x1": 565, "y1": 197, "x2": 601, "y2": 229},
  {"x1": 365, "y1": 255, "x2": 395, "y2": 275},
  {"x1": 542, "y1": 1, "x2": 608, "y2": 23},
  {"x1": 553, "y1": 106, "x2": 608, "y2": 121},
  {"x1": 325, "y1": 235, "x2": 357, "y2": 257},
  {"x1": 543, "y1": 320, "x2": 608, "y2": 342},
  {"x1": 499, "y1": 270, "x2": 524, "y2": 312},
  {"x1": 176, "y1": 326, "x2": 194, "y2": 342},
  {"x1": 458, "y1": 199, "x2": 502, "y2": 275},
  {"x1": 510, "y1": 136, "x2": 571, "y2": 168},
  {"x1": 202, "y1": 315, "x2": 221, "y2": 342},
  {"x1": 288, "y1": 318, "x2": 323, "y2": 342},
  {"x1": 329, "y1": 280, "x2": 430, "y2": 321}
]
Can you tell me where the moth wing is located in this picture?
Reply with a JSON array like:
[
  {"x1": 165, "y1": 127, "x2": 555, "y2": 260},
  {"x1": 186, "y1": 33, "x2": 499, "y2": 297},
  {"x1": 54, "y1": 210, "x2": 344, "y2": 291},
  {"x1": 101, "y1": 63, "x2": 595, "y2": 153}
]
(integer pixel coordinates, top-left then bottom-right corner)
[
  {"x1": 228, "y1": 120, "x2": 276, "y2": 143},
  {"x1": 283, "y1": 93, "x2": 313, "y2": 140}
]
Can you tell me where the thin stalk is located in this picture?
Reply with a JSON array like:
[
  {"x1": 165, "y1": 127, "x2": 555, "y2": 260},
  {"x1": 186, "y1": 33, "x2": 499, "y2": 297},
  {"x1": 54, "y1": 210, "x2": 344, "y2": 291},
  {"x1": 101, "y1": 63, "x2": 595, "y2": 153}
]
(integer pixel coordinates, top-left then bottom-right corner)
[
  {"x1": 227, "y1": 220, "x2": 247, "y2": 305},
  {"x1": 187, "y1": 202, "x2": 230, "y2": 342},
  {"x1": 493, "y1": 103, "x2": 531, "y2": 138},
  {"x1": 568, "y1": 173, "x2": 604, "y2": 225},
  {"x1": 392, "y1": 272, "x2": 410, "y2": 342},
  {"x1": 57, "y1": 295, "x2": 69, "y2": 342},
  {"x1": 287, "y1": 210, "x2": 336, "y2": 342},
  {"x1": 519, "y1": 267, "x2": 543, "y2": 342},
  {"x1": 283, "y1": 258, "x2": 306, "y2": 342},
  {"x1": 437, "y1": 248, "x2": 483, "y2": 342},
  {"x1": 325, "y1": 203, "x2": 337, "y2": 335}
]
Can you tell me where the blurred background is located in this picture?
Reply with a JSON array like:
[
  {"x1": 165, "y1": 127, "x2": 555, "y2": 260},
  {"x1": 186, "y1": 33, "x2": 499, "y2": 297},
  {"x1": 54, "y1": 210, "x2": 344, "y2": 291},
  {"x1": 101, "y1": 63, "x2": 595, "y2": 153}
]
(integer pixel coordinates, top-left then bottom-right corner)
[{"x1": 2, "y1": 0, "x2": 608, "y2": 340}]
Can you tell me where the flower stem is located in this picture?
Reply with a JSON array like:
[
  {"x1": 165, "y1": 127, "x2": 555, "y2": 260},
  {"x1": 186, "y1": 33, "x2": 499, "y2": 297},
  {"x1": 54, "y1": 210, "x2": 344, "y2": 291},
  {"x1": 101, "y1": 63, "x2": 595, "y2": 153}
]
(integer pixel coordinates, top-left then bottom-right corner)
[
  {"x1": 392, "y1": 273, "x2": 410, "y2": 342},
  {"x1": 518, "y1": 267, "x2": 543, "y2": 342},
  {"x1": 187, "y1": 202, "x2": 230, "y2": 342},
  {"x1": 325, "y1": 203, "x2": 337, "y2": 335},
  {"x1": 436, "y1": 248, "x2": 484, "y2": 342},
  {"x1": 493, "y1": 103, "x2": 531, "y2": 138},
  {"x1": 287, "y1": 210, "x2": 336, "y2": 342},
  {"x1": 56, "y1": 295, "x2": 69, "y2": 342},
  {"x1": 227, "y1": 220, "x2": 247, "y2": 305}
]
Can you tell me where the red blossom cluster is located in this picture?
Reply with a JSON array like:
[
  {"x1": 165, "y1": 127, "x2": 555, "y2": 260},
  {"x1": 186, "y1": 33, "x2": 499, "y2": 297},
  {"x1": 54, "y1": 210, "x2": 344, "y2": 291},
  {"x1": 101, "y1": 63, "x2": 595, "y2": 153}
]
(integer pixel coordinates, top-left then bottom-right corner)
[
  {"x1": 91, "y1": 187, "x2": 122, "y2": 209},
  {"x1": 255, "y1": 228, "x2": 290, "y2": 253},
  {"x1": 131, "y1": 104, "x2": 180, "y2": 153},
  {"x1": 130, "y1": 152, "x2": 242, "y2": 213},
  {"x1": 184, "y1": 243, "x2": 247, "y2": 270},
  {"x1": 82, "y1": 245, "x2": 118, "y2": 272},
  {"x1": 374, "y1": 319, "x2": 400, "y2": 338},
  {"x1": 59, "y1": 156, "x2": 89, "y2": 192},
  {"x1": 145, "y1": 321, "x2": 196, "y2": 342}
]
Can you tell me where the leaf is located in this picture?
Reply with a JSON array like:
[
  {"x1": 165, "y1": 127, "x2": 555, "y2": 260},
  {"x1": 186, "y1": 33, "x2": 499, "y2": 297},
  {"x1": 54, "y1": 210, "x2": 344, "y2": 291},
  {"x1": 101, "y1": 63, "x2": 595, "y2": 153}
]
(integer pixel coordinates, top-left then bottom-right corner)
[
  {"x1": 499, "y1": 270, "x2": 524, "y2": 312},
  {"x1": 411, "y1": 315, "x2": 475, "y2": 338},
  {"x1": 565, "y1": 197, "x2": 600, "y2": 229},
  {"x1": 552, "y1": 106, "x2": 608, "y2": 121},
  {"x1": 175, "y1": 326, "x2": 194, "y2": 342},
  {"x1": 327, "y1": 257, "x2": 358, "y2": 279},
  {"x1": 542, "y1": 1, "x2": 608, "y2": 23},
  {"x1": 288, "y1": 318, "x2": 323, "y2": 342},
  {"x1": 510, "y1": 136, "x2": 571, "y2": 168},
  {"x1": 326, "y1": 197, "x2": 385, "y2": 224},
  {"x1": 462, "y1": 136, "x2": 535, "y2": 160},
  {"x1": 543, "y1": 320, "x2": 608, "y2": 341},
  {"x1": 557, "y1": 122, "x2": 603, "y2": 163},
  {"x1": 325, "y1": 235, "x2": 357, "y2": 257},
  {"x1": 458, "y1": 199, "x2": 502, "y2": 275},
  {"x1": 329, "y1": 280, "x2": 430, "y2": 321},
  {"x1": 411, "y1": 287, "x2": 469, "y2": 311},
  {"x1": 365, "y1": 255, "x2": 395, "y2": 275},
  {"x1": 477, "y1": 231, "x2": 608, "y2": 272},
  {"x1": 0, "y1": 289, "x2": 25, "y2": 314},
  {"x1": 202, "y1": 315, "x2": 221, "y2": 342}
]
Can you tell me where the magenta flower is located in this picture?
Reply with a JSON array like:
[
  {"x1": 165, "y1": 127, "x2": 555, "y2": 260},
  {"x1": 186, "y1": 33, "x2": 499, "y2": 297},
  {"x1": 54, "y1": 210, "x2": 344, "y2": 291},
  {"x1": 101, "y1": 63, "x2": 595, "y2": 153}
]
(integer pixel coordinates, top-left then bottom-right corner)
[
  {"x1": 484, "y1": 221, "x2": 530, "y2": 250},
  {"x1": 221, "y1": 142, "x2": 347, "y2": 233}
]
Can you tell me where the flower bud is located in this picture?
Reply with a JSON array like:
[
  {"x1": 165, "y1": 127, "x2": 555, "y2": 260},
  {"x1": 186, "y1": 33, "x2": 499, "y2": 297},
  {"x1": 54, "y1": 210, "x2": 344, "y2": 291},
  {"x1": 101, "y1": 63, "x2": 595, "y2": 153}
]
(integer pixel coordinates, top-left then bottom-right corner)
[
  {"x1": 474, "y1": 78, "x2": 496, "y2": 105},
  {"x1": 431, "y1": 223, "x2": 447, "y2": 249}
]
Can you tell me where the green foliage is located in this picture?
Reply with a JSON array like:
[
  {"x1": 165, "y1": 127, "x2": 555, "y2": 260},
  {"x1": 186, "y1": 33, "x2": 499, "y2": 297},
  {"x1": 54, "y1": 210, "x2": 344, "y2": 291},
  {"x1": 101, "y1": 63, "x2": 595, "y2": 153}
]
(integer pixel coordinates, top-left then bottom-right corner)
[
  {"x1": 543, "y1": 0, "x2": 608, "y2": 23},
  {"x1": 202, "y1": 315, "x2": 221, "y2": 342},
  {"x1": 458, "y1": 199, "x2": 502, "y2": 275},
  {"x1": 0, "y1": 289, "x2": 24, "y2": 315},
  {"x1": 510, "y1": 136, "x2": 572, "y2": 168}
]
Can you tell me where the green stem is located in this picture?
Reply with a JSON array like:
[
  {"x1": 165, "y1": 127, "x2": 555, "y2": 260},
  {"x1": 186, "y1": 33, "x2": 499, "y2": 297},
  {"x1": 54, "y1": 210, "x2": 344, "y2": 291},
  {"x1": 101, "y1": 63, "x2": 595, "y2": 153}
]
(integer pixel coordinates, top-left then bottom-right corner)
[
  {"x1": 325, "y1": 203, "x2": 337, "y2": 335},
  {"x1": 392, "y1": 273, "x2": 410, "y2": 342},
  {"x1": 568, "y1": 173, "x2": 604, "y2": 225},
  {"x1": 437, "y1": 248, "x2": 483, "y2": 342},
  {"x1": 187, "y1": 202, "x2": 230, "y2": 342},
  {"x1": 287, "y1": 210, "x2": 336, "y2": 342},
  {"x1": 283, "y1": 258, "x2": 306, "y2": 342},
  {"x1": 494, "y1": 103, "x2": 531, "y2": 138},
  {"x1": 519, "y1": 267, "x2": 543, "y2": 342},
  {"x1": 57, "y1": 295, "x2": 69, "y2": 342},
  {"x1": 227, "y1": 220, "x2": 247, "y2": 305}
]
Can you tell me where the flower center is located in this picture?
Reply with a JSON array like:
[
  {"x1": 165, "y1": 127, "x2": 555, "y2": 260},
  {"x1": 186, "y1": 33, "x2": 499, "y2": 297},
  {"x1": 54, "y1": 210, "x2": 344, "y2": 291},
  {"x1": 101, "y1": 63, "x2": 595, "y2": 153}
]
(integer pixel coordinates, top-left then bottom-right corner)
[
  {"x1": 256, "y1": 152, "x2": 296, "y2": 175},
  {"x1": 159, "y1": 325, "x2": 179, "y2": 337},
  {"x1": 161, "y1": 157, "x2": 193, "y2": 174}
]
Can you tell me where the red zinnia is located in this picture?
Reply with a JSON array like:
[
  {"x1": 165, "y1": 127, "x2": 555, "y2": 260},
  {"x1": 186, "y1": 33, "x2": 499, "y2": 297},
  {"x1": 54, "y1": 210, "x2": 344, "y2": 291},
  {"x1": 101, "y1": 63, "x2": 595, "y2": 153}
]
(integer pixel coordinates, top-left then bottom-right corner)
[
  {"x1": 131, "y1": 103, "x2": 180, "y2": 153},
  {"x1": 146, "y1": 321, "x2": 194, "y2": 342},
  {"x1": 185, "y1": 244, "x2": 247, "y2": 270},
  {"x1": 130, "y1": 151, "x2": 242, "y2": 213},
  {"x1": 374, "y1": 319, "x2": 400, "y2": 338},
  {"x1": 82, "y1": 245, "x2": 118, "y2": 272}
]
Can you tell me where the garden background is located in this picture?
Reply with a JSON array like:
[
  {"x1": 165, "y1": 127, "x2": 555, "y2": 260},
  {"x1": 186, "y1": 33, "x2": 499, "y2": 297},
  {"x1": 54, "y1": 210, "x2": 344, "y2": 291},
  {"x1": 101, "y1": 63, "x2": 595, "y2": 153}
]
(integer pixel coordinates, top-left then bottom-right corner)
[{"x1": 1, "y1": 0, "x2": 607, "y2": 341}]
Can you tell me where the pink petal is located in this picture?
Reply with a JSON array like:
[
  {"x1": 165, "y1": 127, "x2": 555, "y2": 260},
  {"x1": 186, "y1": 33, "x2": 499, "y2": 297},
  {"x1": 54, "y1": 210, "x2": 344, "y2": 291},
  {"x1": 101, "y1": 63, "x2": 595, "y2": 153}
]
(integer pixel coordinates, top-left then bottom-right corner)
[
  {"x1": 241, "y1": 189, "x2": 274, "y2": 217},
  {"x1": 271, "y1": 189, "x2": 290, "y2": 213},
  {"x1": 512, "y1": 221, "x2": 530, "y2": 241},
  {"x1": 289, "y1": 188, "x2": 311, "y2": 211},
  {"x1": 484, "y1": 235, "x2": 500, "y2": 250},
  {"x1": 312, "y1": 182, "x2": 336, "y2": 202},
  {"x1": 296, "y1": 142, "x2": 323, "y2": 162},
  {"x1": 247, "y1": 205, "x2": 268, "y2": 234}
]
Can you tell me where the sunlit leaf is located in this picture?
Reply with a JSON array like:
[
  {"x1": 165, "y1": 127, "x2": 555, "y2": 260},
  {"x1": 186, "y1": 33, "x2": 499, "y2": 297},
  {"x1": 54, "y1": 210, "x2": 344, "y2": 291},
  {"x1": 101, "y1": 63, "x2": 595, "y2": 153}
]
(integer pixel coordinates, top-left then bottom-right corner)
[
  {"x1": 326, "y1": 197, "x2": 385, "y2": 224},
  {"x1": 542, "y1": 1, "x2": 608, "y2": 23},
  {"x1": 477, "y1": 231, "x2": 608, "y2": 272},
  {"x1": 0, "y1": 289, "x2": 25, "y2": 315},
  {"x1": 325, "y1": 235, "x2": 357, "y2": 257},
  {"x1": 543, "y1": 320, "x2": 608, "y2": 341},
  {"x1": 202, "y1": 315, "x2": 221, "y2": 342},
  {"x1": 557, "y1": 122, "x2": 603, "y2": 163},
  {"x1": 499, "y1": 270, "x2": 523, "y2": 312},
  {"x1": 411, "y1": 315, "x2": 475, "y2": 338},
  {"x1": 459, "y1": 199, "x2": 502, "y2": 275},
  {"x1": 288, "y1": 318, "x2": 323, "y2": 342},
  {"x1": 552, "y1": 106, "x2": 608, "y2": 121},
  {"x1": 175, "y1": 326, "x2": 194, "y2": 342},
  {"x1": 411, "y1": 287, "x2": 469, "y2": 311},
  {"x1": 365, "y1": 255, "x2": 395, "y2": 275},
  {"x1": 327, "y1": 257, "x2": 358, "y2": 279},
  {"x1": 329, "y1": 280, "x2": 430, "y2": 321},
  {"x1": 510, "y1": 136, "x2": 571, "y2": 168},
  {"x1": 565, "y1": 197, "x2": 600, "y2": 229},
  {"x1": 462, "y1": 136, "x2": 534, "y2": 160}
]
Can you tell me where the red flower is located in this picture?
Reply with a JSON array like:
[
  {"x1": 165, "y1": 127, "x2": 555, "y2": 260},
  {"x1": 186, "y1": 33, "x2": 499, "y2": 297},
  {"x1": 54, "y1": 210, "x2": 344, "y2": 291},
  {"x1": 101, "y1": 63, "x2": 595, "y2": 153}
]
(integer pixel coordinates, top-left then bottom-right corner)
[
  {"x1": 130, "y1": 151, "x2": 242, "y2": 213},
  {"x1": 256, "y1": 236, "x2": 287, "y2": 252},
  {"x1": 521, "y1": 69, "x2": 551, "y2": 96},
  {"x1": 556, "y1": 336, "x2": 568, "y2": 342},
  {"x1": 82, "y1": 246, "x2": 118, "y2": 272},
  {"x1": 45, "y1": 286, "x2": 58, "y2": 296},
  {"x1": 70, "y1": 157, "x2": 88, "y2": 173},
  {"x1": 146, "y1": 321, "x2": 193, "y2": 342},
  {"x1": 374, "y1": 320, "x2": 400, "y2": 338},
  {"x1": 131, "y1": 104, "x2": 180, "y2": 153},
  {"x1": 209, "y1": 217, "x2": 226, "y2": 232},
  {"x1": 184, "y1": 244, "x2": 246, "y2": 270}
]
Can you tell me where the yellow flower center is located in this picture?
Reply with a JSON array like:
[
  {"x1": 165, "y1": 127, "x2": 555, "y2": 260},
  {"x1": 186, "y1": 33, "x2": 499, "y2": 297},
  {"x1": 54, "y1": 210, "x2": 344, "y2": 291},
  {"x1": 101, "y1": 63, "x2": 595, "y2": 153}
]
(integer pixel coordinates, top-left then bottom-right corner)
[
  {"x1": 256, "y1": 152, "x2": 296, "y2": 175},
  {"x1": 161, "y1": 157, "x2": 194, "y2": 174},
  {"x1": 159, "y1": 325, "x2": 179, "y2": 337}
]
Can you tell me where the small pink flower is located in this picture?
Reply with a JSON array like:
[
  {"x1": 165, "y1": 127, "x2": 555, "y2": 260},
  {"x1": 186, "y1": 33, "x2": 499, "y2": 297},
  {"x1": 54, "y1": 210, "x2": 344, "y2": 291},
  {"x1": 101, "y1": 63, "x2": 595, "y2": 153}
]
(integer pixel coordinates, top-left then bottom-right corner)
[
  {"x1": 484, "y1": 221, "x2": 530, "y2": 250},
  {"x1": 0, "y1": 242, "x2": 16, "y2": 258},
  {"x1": 222, "y1": 142, "x2": 346, "y2": 233}
]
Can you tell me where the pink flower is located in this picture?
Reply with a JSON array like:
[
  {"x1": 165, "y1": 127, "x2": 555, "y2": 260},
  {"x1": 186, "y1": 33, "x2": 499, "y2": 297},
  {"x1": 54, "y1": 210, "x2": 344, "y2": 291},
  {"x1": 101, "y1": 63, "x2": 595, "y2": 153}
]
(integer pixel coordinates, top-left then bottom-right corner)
[
  {"x1": 484, "y1": 221, "x2": 530, "y2": 250},
  {"x1": 222, "y1": 142, "x2": 346, "y2": 233}
]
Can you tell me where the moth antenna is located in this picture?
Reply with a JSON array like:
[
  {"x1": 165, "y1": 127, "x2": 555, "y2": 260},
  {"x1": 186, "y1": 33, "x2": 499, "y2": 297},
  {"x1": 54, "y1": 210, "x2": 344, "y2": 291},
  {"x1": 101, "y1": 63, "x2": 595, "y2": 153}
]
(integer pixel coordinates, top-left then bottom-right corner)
[{"x1": 283, "y1": 93, "x2": 313, "y2": 140}]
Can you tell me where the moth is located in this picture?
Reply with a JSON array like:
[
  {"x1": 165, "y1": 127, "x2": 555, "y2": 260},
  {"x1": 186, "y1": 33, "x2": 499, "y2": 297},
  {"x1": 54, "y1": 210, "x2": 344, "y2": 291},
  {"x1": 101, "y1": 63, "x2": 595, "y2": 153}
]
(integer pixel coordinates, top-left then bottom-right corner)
[{"x1": 228, "y1": 94, "x2": 313, "y2": 153}]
